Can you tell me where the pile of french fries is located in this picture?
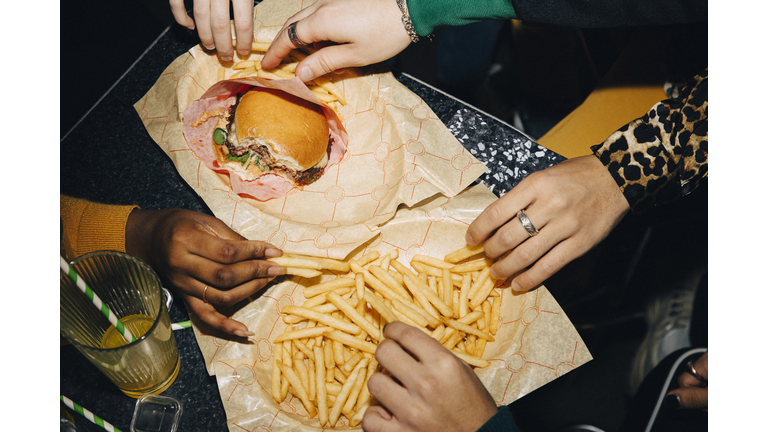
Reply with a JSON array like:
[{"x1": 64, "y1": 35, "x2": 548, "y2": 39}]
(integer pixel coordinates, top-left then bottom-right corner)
[
  {"x1": 267, "y1": 244, "x2": 503, "y2": 427},
  {"x1": 216, "y1": 39, "x2": 348, "y2": 112}
]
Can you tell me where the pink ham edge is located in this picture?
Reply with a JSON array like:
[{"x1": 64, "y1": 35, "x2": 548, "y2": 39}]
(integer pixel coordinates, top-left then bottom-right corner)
[{"x1": 181, "y1": 78, "x2": 348, "y2": 201}]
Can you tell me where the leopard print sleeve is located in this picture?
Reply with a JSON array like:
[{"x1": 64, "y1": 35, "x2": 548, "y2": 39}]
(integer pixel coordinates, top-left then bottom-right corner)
[{"x1": 591, "y1": 67, "x2": 708, "y2": 213}]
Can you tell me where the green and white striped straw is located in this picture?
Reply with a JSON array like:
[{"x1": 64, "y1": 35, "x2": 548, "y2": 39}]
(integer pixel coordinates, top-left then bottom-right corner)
[
  {"x1": 172, "y1": 320, "x2": 192, "y2": 330},
  {"x1": 60, "y1": 256, "x2": 136, "y2": 343},
  {"x1": 61, "y1": 395, "x2": 124, "y2": 432}
]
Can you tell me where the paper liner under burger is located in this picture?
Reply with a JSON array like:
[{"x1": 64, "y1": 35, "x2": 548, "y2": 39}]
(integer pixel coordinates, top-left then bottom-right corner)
[{"x1": 182, "y1": 77, "x2": 348, "y2": 201}]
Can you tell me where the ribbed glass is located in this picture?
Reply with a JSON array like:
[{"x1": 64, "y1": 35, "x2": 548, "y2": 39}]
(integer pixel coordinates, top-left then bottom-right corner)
[{"x1": 60, "y1": 251, "x2": 179, "y2": 398}]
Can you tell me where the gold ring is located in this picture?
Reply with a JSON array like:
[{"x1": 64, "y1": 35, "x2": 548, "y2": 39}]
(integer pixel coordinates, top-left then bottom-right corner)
[
  {"x1": 203, "y1": 285, "x2": 209, "y2": 304},
  {"x1": 685, "y1": 359, "x2": 706, "y2": 384}
]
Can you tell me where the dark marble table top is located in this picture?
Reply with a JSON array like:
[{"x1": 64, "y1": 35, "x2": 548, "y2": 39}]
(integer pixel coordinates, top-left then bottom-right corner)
[{"x1": 60, "y1": 22, "x2": 564, "y2": 432}]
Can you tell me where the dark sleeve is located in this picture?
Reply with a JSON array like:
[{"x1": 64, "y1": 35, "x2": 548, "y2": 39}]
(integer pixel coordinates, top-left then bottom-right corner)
[
  {"x1": 591, "y1": 67, "x2": 708, "y2": 213},
  {"x1": 510, "y1": 0, "x2": 706, "y2": 27},
  {"x1": 476, "y1": 407, "x2": 523, "y2": 432}
]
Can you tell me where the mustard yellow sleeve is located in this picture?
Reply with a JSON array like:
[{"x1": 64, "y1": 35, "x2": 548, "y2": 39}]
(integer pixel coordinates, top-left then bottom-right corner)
[{"x1": 60, "y1": 195, "x2": 139, "y2": 260}]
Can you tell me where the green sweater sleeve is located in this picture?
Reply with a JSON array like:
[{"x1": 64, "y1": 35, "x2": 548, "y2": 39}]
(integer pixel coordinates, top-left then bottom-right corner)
[{"x1": 406, "y1": 0, "x2": 517, "y2": 36}]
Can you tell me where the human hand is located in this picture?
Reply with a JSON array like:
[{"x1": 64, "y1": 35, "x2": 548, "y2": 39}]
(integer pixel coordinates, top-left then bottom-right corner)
[
  {"x1": 666, "y1": 352, "x2": 708, "y2": 409},
  {"x1": 261, "y1": 0, "x2": 410, "y2": 82},
  {"x1": 362, "y1": 322, "x2": 498, "y2": 432},
  {"x1": 125, "y1": 208, "x2": 285, "y2": 336},
  {"x1": 465, "y1": 155, "x2": 630, "y2": 291},
  {"x1": 169, "y1": 0, "x2": 254, "y2": 61}
]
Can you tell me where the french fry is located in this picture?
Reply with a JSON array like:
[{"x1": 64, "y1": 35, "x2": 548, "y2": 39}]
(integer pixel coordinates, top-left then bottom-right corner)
[
  {"x1": 450, "y1": 257, "x2": 494, "y2": 273},
  {"x1": 276, "y1": 360, "x2": 317, "y2": 417},
  {"x1": 303, "y1": 276, "x2": 357, "y2": 299},
  {"x1": 411, "y1": 254, "x2": 455, "y2": 269},
  {"x1": 460, "y1": 273, "x2": 471, "y2": 317},
  {"x1": 293, "y1": 338, "x2": 316, "y2": 361},
  {"x1": 442, "y1": 268, "x2": 453, "y2": 306},
  {"x1": 467, "y1": 267, "x2": 491, "y2": 301},
  {"x1": 490, "y1": 296, "x2": 501, "y2": 335},
  {"x1": 342, "y1": 364, "x2": 367, "y2": 416},
  {"x1": 451, "y1": 349, "x2": 490, "y2": 368},
  {"x1": 269, "y1": 256, "x2": 323, "y2": 270},
  {"x1": 351, "y1": 261, "x2": 411, "y2": 305},
  {"x1": 327, "y1": 292, "x2": 382, "y2": 341},
  {"x1": 354, "y1": 358, "x2": 378, "y2": 412},
  {"x1": 272, "y1": 344, "x2": 283, "y2": 403},
  {"x1": 314, "y1": 346, "x2": 329, "y2": 426},
  {"x1": 341, "y1": 351, "x2": 364, "y2": 374},
  {"x1": 295, "y1": 354, "x2": 310, "y2": 398},
  {"x1": 392, "y1": 298, "x2": 431, "y2": 328},
  {"x1": 444, "y1": 244, "x2": 485, "y2": 263},
  {"x1": 410, "y1": 261, "x2": 444, "y2": 278},
  {"x1": 392, "y1": 308, "x2": 421, "y2": 328},
  {"x1": 403, "y1": 272, "x2": 453, "y2": 317},
  {"x1": 349, "y1": 400, "x2": 370, "y2": 427},
  {"x1": 250, "y1": 41, "x2": 272, "y2": 51},
  {"x1": 285, "y1": 267, "x2": 323, "y2": 279},
  {"x1": 324, "y1": 330, "x2": 378, "y2": 355},
  {"x1": 328, "y1": 359, "x2": 368, "y2": 427},
  {"x1": 273, "y1": 326, "x2": 330, "y2": 343},
  {"x1": 368, "y1": 265, "x2": 412, "y2": 301},
  {"x1": 441, "y1": 317, "x2": 495, "y2": 341},
  {"x1": 233, "y1": 60, "x2": 258, "y2": 70},
  {"x1": 470, "y1": 278, "x2": 496, "y2": 309},
  {"x1": 282, "y1": 306, "x2": 361, "y2": 335},
  {"x1": 312, "y1": 74, "x2": 347, "y2": 106},
  {"x1": 457, "y1": 310, "x2": 484, "y2": 326},
  {"x1": 280, "y1": 254, "x2": 351, "y2": 273},
  {"x1": 283, "y1": 340, "x2": 293, "y2": 367},
  {"x1": 229, "y1": 66, "x2": 258, "y2": 79}
]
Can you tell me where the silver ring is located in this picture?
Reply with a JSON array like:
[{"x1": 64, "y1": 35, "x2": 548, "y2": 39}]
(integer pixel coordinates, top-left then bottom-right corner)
[
  {"x1": 517, "y1": 210, "x2": 539, "y2": 237},
  {"x1": 685, "y1": 359, "x2": 706, "y2": 384},
  {"x1": 287, "y1": 21, "x2": 308, "y2": 49},
  {"x1": 202, "y1": 285, "x2": 209, "y2": 304}
]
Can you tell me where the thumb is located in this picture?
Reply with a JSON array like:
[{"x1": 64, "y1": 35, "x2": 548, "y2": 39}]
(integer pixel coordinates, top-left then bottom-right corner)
[
  {"x1": 667, "y1": 386, "x2": 708, "y2": 410},
  {"x1": 294, "y1": 45, "x2": 359, "y2": 82}
]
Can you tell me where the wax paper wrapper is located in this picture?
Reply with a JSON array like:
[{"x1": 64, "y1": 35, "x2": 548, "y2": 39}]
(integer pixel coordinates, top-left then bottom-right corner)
[
  {"x1": 135, "y1": 0, "x2": 488, "y2": 260},
  {"x1": 185, "y1": 184, "x2": 591, "y2": 431}
]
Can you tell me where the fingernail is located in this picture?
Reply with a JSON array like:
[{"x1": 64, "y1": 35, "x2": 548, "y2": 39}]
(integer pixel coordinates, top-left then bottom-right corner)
[
  {"x1": 297, "y1": 65, "x2": 313, "y2": 82},
  {"x1": 664, "y1": 394, "x2": 681, "y2": 409},
  {"x1": 203, "y1": 44, "x2": 215, "y2": 50},
  {"x1": 264, "y1": 248, "x2": 282, "y2": 258},
  {"x1": 220, "y1": 55, "x2": 233, "y2": 62},
  {"x1": 382, "y1": 322, "x2": 389, "y2": 334},
  {"x1": 268, "y1": 266, "x2": 287, "y2": 277},
  {"x1": 233, "y1": 329, "x2": 249, "y2": 337},
  {"x1": 465, "y1": 232, "x2": 475, "y2": 246}
]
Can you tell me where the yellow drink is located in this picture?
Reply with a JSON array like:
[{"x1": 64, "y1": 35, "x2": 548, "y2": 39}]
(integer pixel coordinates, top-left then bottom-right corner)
[
  {"x1": 97, "y1": 314, "x2": 180, "y2": 397},
  {"x1": 100, "y1": 314, "x2": 154, "y2": 348}
]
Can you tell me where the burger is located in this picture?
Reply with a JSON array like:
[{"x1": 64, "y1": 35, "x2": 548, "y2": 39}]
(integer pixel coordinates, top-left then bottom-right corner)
[{"x1": 209, "y1": 87, "x2": 332, "y2": 187}]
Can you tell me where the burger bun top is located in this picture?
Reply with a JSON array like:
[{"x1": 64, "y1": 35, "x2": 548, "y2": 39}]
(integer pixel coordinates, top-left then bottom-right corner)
[{"x1": 234, "y1": 88, "x2": 329, "y2": 171}]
